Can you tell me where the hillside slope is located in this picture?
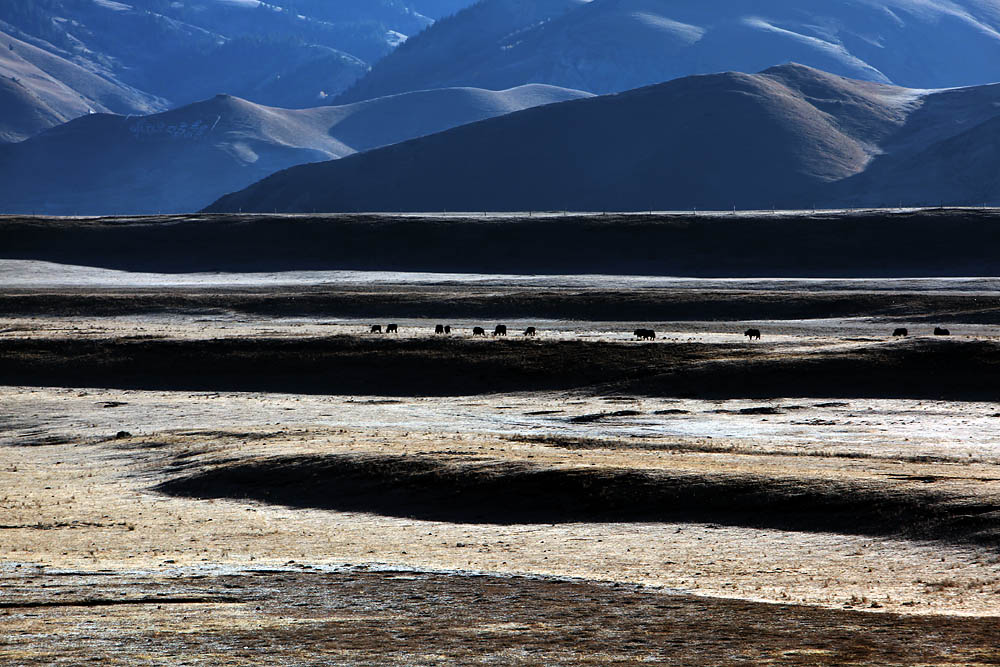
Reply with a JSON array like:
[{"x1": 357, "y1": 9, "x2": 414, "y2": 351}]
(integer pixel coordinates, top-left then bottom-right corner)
[
  {"x1": 213, "y1": 64, "x2": 987, "y2": 213},
  {"x1": 0, "y1": 84, "x2": 590, "y2": 215},
  {"x1": 338, "y1": 0, "x2": 1000, "y2": 102},
  {"x1": 832, "y1": 85, "x2": 1000, "y2": 207},
  {"x1": 338, "y1": 0, "x2": 587, "y2": 103},
  {"x1": 0, "y1": 28, "x2": 164, "y2": 142}
]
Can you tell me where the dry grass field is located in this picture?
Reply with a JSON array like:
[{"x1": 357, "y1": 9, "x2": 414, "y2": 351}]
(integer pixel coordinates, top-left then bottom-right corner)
[{"x1": 3, "y1": 256, "x2": 1000, "y2": 664}]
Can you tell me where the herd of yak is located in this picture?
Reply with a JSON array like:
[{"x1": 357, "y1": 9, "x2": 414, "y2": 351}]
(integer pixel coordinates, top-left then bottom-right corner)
[
  {"x1": 370, "y1": 323, "x2": 534, "y2": 337},
  {"x1": 367, "y1": 324, "x2": 952, "y2": 340}
]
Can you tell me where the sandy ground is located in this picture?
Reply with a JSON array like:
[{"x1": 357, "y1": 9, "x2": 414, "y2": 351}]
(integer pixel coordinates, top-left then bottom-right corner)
[{"x1": 3, "y1": 272, "x2": 1000, "y2": 663}]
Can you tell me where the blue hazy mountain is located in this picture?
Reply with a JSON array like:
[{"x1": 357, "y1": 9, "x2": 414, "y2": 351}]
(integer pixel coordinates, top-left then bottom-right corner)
[
  {"x1": 207, "y1": 64, "x2": 1000, "y2": 213},
  {"x1": 0, "y1": 0, "x2": 479, "y2": 140},
  {"x1": 0, "y1": 84, "x2": 590, "y2": 215},
  {"x1": 339, "y1": 0, "x2": 1000, "y2": 102}
]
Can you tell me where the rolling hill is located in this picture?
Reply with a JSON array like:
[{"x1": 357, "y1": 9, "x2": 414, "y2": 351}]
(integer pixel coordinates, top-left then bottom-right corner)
[
  {"x1": 338, "y1": 0, "x2": 1000, "y2": 103},
  {"x1": 208, "y1": 64, "x2": 1000, "y2": 213},
  {"x1": 0, "y1": 84, "x2": 590, "y2": 215}
]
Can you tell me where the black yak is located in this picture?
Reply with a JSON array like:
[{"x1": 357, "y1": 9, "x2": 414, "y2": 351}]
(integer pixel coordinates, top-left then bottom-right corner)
[
  {"x1": 473, "y1": 326, "x2": 486, "y2": 336},
  {"x1": 435, "y1": 324, "x2": 445, "y2": 334},
  {"x1": 893, "y1": 328, "x2": 908, "y2": 337},
  {"x1": 744, "y1": 328, "x2": 761, "y2": 340},
  {"x1": 370, "y1": 324, "x2": 382, "y2": 334},
  {"x1": 524, "y1": 327, "x2": 537, "y2": 336},
  {"x1": 493, "y1": 324, "x2": 507, "y2": 336},
  {"x1": 386, "y1": 323, "x2": 398, "y2": 333},
  {"x1": 634, "y1": 328, "x2": 655, "y2": 340},
  {"x1": 934, "y1": 327, "x2": 951, "y2": 336}
]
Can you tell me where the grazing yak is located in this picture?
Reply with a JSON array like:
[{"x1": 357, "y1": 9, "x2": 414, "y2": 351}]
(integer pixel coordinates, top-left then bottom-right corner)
[
  {"x1": 892, "y1": 328, "x2": 908, "y2": 337},
  {"x1": 934, "y1": 327, "x2": 951, "y2": 336},
  {"x1": 444, "y1": 325, "x2": 451, "y2": 334},
  {"x1": 472, "y1": 326, "x2": 486, "y2": 336},
  {"x1": 435, "y1": 324, "x2": 445, "y2": 334},
  {"x1": 524, "y1": 326, "x2": 537, "y2": 336},
  {"x1": 370, "y1": 324, "x2": 382, "y2": 334},
  {"x1": 493, "y1": 324, "x2": 507, "y2": 336},
  {"x1": 634, "y1": 328, "x2": 655, "y2": 340},
  {"x1": 386, "y1": 323, "x2": 398, "y2": 333},
  {"x1": 744, "y1": 328, "x2": 761, "y2": 340}
]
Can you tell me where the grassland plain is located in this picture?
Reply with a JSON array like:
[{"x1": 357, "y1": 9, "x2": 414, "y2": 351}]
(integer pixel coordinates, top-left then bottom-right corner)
[{"x1": 4, "y1": 215, "x2": 1000, "y2": 664}]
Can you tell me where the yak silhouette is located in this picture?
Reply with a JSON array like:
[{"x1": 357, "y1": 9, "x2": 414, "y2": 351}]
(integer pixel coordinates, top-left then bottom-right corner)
[
  {"x1": 472, "y1": 326, "x2": 486, "y2": 336},
  {"x1": 493, "y1": 324, "x2": 507, "y2": 336},
  {"x1": 370, "y1": 324, "x2": 382, "y2": 334},
  {"x1": 744, "y1": 328, "x2": 761, "y2": 340},
  {"x1": 934, "y1": 327, "x2": 951, "y2": 336},
  {"x1": 386, "y1": 323, "x2": 398, "y2": 334},
  {"x1": 524, "y1": 326, "x2": 537, "y2": 336},
  {"x1": 633, "y1": 328, "x2": 655, "y2": 340},
  {"x1": 892, "y1": 328, "x2": 908, "y2": 337}
]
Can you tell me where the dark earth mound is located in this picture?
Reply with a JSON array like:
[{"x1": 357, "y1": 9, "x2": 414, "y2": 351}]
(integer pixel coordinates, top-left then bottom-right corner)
[{"x1": 157, "y1": 453, "x2": 1000, "y2": 546}]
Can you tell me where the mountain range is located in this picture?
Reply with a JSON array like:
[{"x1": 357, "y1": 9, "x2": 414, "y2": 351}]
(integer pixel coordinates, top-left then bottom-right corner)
[
  {"x1": 3, "y1": 1, "x2": 1000, "y2": 217},
  {"x1": 0, "y1": 84, "x2": 590, "y2": 215},
  {"x1": 0, "y1": 0, "x2": 479, "y2": 142},
  {"x1": 338, "y1": 0, "x2": 1000, "y2": 102},
  {"x1": 207, "y1": 64, "x2": 1000, "y2": 213}
]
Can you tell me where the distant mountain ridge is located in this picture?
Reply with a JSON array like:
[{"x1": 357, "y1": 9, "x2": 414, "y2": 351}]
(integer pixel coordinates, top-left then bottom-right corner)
[
  {"x1": 0, "y1": 84, "x2": 591, "y2": 215},
  {"x1": 0, "y1": 0, "x2": 479, "y2": 141},
  {"x1": 207, "y1": 64, "x2": 1000, "y2": 213},
  {"x1": 338, "y1": 0, "x2": 1000, "y2": 103}
]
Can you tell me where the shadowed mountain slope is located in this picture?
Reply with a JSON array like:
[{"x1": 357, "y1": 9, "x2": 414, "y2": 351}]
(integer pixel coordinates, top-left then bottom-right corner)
[
  {"x1": 832, "y1": 87, "x2": 1000, "y2": 207},
  {"x1": 338, "y1": 0, "x2": 1000, "y2": 103},
  {"x1": 210, "y1": 64, "x2": 1000, "y2": 213},
  {"x1": 0, "y1": 84, "x2": 590, "y2": 215}
]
